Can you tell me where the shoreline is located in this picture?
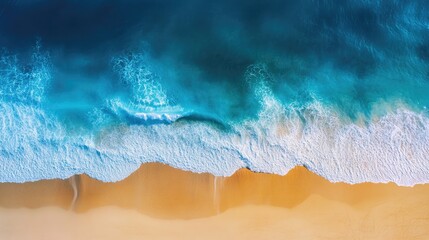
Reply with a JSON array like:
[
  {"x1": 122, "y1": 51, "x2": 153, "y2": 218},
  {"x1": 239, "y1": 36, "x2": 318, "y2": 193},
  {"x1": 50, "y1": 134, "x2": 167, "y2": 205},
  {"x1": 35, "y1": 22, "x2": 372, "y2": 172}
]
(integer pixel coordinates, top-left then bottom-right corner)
[
  {"x1": 1, "y1": 163, "x2": 429, "y2": 239},
  {"x1": 1, "y1": 163, "x2": 429, "y2": 217}
]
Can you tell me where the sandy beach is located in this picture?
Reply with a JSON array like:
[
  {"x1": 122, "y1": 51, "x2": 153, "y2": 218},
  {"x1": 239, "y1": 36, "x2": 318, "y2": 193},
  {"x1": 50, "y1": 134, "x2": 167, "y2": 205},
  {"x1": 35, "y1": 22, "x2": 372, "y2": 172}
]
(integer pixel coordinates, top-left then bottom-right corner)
[{"x1": 1, "y1": 163, "x2": 429, "y2": 239}]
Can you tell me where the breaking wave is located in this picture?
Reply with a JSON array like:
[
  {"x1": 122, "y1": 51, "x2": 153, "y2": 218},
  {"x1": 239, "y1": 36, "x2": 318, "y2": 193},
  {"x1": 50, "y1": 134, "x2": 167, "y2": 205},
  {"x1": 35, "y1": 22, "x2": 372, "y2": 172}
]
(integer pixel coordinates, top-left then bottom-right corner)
[{"x1": 0, "y1": 47, "x2": 428, "y2": 186}]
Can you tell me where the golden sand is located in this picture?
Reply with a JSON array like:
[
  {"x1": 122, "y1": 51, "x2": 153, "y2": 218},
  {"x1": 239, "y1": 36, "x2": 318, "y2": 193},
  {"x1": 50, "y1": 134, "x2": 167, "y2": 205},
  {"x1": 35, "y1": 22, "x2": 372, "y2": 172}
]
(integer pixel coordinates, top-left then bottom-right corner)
[{"x1": 1, "y1": 163, "x2": 429, "y2": 239}]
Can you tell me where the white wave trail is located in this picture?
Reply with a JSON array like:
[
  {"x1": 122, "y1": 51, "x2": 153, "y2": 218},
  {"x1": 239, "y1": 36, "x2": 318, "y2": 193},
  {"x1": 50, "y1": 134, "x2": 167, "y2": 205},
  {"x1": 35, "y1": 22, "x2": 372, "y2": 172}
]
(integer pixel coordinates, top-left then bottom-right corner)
[
  {"x1": 1, "y1": 50, "x2": 429, "y2": 186},
  {"x1": 1, "y1": 96, "x2": 429, "y2": 186}
]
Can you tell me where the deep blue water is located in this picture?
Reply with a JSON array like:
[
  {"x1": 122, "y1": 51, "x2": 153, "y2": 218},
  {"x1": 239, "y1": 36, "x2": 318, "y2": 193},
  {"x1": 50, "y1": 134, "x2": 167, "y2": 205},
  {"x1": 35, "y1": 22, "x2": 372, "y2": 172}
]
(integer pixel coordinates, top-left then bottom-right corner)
[{"x1": 1, "y1": 0, "x2": 429, "y2": 184}]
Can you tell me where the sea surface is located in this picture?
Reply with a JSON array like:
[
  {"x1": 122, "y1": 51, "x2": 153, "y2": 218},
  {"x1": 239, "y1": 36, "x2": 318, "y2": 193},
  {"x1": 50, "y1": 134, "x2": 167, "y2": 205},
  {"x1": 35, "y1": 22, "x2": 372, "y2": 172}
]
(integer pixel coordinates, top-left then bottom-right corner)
[{"x1": 1, "y1": 0, "x2": 429, "y2": 185}]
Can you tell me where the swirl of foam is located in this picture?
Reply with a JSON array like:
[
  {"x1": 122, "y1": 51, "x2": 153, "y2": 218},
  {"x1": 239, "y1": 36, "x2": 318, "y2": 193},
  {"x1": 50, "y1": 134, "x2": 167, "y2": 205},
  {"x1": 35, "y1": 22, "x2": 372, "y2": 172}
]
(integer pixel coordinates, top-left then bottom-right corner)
[
  {"x1": 0, "y1": 41, "x2": 51, "y2": 104},
  {"x1": 112, "y1": 52, "x2": 170, "y2": 110}
]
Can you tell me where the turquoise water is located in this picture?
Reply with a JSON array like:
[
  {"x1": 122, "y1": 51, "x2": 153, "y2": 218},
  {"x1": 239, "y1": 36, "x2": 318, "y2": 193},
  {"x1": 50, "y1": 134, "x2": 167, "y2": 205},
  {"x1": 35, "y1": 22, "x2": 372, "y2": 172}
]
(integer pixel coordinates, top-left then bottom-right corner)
[{"x1": 1, "y1": 0, "x2": 429, "y2": 185}]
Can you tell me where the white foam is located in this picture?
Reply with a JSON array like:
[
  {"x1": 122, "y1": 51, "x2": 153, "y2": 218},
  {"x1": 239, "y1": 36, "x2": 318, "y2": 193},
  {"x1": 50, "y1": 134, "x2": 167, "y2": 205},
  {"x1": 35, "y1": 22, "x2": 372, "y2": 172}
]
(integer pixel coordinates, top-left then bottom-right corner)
[
  {"x1": 133, "y1": 112, "x2": 182, "y2": 123},
  {"x1": 112, "y1": 52, "x2": 170, "y2": 109},
  {"x1": 0, "y1": 41, "x2": 51, "y2": 103},
  {"x1": 1, "y1": 51, "x2": 429, "y2": 186},
  {"x1": 1, "y1": 96, "x2": 429, "y2": 186}
]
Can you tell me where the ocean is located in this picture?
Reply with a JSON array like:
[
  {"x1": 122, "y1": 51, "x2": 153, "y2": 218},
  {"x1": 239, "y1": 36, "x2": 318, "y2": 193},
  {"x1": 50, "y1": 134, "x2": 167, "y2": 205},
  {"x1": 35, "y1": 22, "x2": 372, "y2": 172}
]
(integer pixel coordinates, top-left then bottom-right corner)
[{"x1": 0, "y1": 0, "x2": 429, "y2": 185}]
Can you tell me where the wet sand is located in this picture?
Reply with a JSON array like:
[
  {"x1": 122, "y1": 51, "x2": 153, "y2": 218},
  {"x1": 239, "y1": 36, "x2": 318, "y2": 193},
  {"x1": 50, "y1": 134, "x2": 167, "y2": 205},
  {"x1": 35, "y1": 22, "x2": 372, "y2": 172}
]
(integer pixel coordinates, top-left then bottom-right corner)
[{"x1": 1, "y1": 163, "x2": 429, "y2": 239}]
